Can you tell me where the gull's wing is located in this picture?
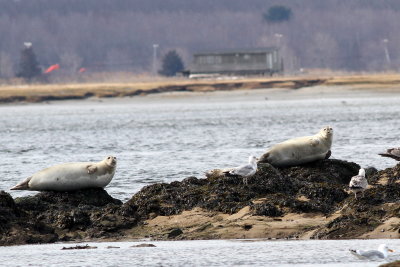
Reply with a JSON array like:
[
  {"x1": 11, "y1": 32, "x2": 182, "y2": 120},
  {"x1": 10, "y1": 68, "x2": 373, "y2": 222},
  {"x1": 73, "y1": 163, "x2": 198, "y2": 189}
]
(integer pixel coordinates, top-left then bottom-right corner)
[
  {"x1": 349, "y1": 175, "x2": 367, "y2": 189},
  {"x1": 230, "y1": 164, "x2": 256, "y2": 177},
  {"x1": 358, "y1": 250, "x2": 385, "y2": 259}
]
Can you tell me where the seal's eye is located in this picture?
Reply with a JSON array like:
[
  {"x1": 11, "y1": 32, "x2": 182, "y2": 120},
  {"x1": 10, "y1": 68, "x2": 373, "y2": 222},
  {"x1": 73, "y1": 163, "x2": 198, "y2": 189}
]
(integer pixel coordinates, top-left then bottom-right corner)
[{"x1": 107, "y1": 156, "x2": 111, "y2": 159}]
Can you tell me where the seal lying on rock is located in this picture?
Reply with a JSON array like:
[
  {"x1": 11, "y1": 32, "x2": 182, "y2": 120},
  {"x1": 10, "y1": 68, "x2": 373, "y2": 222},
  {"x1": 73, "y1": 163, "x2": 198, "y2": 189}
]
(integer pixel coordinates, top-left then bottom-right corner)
[
  {"x1": 259, "y1": 126, "x2": 333, "y2": 167},
  {"x1": 10, "y1": 156, "x2": 117, "y2": 191}
]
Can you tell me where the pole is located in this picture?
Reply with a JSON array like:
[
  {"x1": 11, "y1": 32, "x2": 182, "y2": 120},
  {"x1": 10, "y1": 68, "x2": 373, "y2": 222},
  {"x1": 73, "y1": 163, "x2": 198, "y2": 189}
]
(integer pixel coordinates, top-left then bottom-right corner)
[
  {"x1": 152, "y1": 44, "x2": 159, "y2": 75},
  {"x1": 382, "y1": 39, "x2": 391, "y2": 66}
]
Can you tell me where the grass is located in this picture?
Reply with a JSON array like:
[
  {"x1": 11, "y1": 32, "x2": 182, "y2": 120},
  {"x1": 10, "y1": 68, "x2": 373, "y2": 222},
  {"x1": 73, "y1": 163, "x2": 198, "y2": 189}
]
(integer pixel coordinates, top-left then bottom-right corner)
[{"x1": 0, "y1": 73, "x2": 400, "y2": 103}]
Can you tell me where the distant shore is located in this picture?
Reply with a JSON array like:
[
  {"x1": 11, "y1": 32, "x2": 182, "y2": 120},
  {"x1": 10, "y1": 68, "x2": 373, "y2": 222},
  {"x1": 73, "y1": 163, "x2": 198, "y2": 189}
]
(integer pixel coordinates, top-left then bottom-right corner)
[{"x1": 1, "y1": 73, "x2": 400, "y2": 104}]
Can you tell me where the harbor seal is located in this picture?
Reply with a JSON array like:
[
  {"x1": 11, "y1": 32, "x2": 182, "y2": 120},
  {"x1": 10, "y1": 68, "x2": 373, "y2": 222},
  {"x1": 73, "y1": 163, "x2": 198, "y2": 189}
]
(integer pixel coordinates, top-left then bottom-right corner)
[
  {"x1": 10, "y1": 156, "x2": 117, "y2": 191},
  {"x1": 259, "y1": 126, "x2": 333, "y2": 167}
]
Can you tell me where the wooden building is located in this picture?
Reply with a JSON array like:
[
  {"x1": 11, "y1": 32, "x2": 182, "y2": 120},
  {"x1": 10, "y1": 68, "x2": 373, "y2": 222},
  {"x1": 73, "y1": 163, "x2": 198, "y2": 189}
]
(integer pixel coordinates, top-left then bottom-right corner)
[{"x1": 189, "y1": 47, "x2": 283, "y2": 76}]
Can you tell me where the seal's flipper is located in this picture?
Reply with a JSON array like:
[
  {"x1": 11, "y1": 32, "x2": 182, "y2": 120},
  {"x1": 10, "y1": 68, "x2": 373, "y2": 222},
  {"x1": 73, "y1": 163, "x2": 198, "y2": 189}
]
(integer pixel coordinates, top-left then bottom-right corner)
[
  {"x1": 10, "y1": 176, "x2": 32, "y2": 190},
  {"x1": 86, "y1": 165, "x2": 97, "y2": 174},
  {"x1": 325, "y1": 150, "x2": 331, "y2": 159}
]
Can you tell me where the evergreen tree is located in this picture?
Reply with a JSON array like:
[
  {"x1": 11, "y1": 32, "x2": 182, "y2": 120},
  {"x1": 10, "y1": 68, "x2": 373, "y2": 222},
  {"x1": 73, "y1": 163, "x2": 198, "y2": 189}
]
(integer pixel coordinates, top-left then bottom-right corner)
[
  {"x1": 159, "y1": 50, "x2": 184, "y2": 77},
  {"x1": 16, "y1": 44, "x2": 41, "y2": 81},
  {"x1": 263, "y1": 5, "x2": 292, "y2": 24}
]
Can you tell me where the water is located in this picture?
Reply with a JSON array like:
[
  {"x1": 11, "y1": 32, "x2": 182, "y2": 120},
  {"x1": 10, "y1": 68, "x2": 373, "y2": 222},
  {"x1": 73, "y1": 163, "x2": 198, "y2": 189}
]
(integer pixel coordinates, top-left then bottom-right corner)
[
  {"x1": 1, "y1": 90, "x2": 400, "y2": 201},
  {"x1": 1, "y1": 89, "x2": 400, "y2": 265},
  {"x1": 0, "y1": 239, "x2": 399, "y2": 266}
]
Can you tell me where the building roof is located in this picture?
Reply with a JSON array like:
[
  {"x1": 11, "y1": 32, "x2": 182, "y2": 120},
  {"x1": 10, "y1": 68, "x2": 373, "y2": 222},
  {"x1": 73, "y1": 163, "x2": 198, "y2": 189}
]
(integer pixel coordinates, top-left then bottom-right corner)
[{"x1": 194, "y1": 47, "x2": 278, "y2": 56}]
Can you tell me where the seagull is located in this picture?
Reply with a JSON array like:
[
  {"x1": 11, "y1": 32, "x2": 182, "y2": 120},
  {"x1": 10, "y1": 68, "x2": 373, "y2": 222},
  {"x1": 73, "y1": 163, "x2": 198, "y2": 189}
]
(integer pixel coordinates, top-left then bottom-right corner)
[
  {"x1": 224, "y1": 155, "x2": 258, "y2": 185},
  {"x1": 379, "y1": 147, "x2": 400, "y2": 161},
  {"x1": 349, "y1": 168, "x2": 368, "y2": 199},
  {"x1": 349, "y1": 244, "x2": 394, "y2": 260}
]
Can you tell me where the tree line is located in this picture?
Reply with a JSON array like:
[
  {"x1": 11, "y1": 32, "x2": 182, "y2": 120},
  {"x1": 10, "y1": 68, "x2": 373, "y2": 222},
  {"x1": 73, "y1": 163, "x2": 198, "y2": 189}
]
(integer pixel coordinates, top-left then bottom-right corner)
[{"x1": 1, "y1": 0, "x2": 399, "y2": 79}]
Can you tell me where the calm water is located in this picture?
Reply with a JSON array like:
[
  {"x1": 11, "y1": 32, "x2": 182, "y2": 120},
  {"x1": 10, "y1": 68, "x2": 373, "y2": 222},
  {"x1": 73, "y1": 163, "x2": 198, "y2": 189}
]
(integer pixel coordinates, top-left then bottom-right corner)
[
  {"x1": 0, "y1": 239, "x2": 399, "y2": 266},
  {"x1": 1, "y1": 90, "x2": 400, "y2": 201}
]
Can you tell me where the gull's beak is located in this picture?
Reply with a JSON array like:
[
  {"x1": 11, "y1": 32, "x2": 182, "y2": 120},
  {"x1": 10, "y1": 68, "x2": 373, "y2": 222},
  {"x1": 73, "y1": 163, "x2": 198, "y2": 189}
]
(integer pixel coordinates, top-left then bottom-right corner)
[{"x1": 389, "y1": 249, "x2": 394, "y2": 253}]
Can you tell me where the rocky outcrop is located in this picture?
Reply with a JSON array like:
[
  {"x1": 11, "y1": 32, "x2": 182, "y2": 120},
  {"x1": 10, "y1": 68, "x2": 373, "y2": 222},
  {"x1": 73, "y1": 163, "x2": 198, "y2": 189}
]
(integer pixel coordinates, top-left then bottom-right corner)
[
  {"x1": 0, "y1": 189, "x2": 137, "y2": 246},
  {"x1": 311, "y1": 163, "x2": 400, "y2": 239},
  {"x1": 123, "y1": 159, "x2": 358, "y2": 219},
  {"x1": 2, "y1": 159, "x2": 400, "y2": 246}
]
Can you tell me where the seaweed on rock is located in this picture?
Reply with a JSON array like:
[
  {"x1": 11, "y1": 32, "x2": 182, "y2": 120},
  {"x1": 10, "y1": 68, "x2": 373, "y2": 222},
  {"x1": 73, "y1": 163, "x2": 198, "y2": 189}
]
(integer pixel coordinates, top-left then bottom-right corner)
[{"x1": 3, "y1": 159, "x2": 400, "y2": 245}]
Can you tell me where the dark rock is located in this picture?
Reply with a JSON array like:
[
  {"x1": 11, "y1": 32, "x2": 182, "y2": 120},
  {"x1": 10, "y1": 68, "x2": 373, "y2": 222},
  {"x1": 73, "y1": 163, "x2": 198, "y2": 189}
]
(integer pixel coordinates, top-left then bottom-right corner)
[
  {"x1": 131, "y1": 243, "x2": 156, "y2": 247},
  {"x1": 365, "y1": 166, "x2": 378, "y2": 180},
  {"x1": 0, "y1": 188, "x2": 135, "y2": 246},
  {"x1": 250, "y1": 202, "x2": 282, "y2": 217},
  {"x1": 61, "y1": 244, "x2": 97, "y2": 250},
  {"x1": 168, "y1": 228, "x2": 183, "y2": 238},
  {"x1": 3, "y1": 158, "x2": 400, "y2": 245},
  {"x1": 311, "y1": 164, "x2": 400, "y2": 239},
  {"x1": 15, "y1": 188, "x2": 122, "y2": 209},
  {"x1": 243, "y1": 224, "x2": 253, "y2": 230},
  {"x1": 0, "y1": 191, "x2": 20, "y2": 232},
  {"x1": 123, "y1": 159, "x2": 358, "y2": 222},
  {"x1": 380, "y1": 260, "x2": 400, "y2": 267}
]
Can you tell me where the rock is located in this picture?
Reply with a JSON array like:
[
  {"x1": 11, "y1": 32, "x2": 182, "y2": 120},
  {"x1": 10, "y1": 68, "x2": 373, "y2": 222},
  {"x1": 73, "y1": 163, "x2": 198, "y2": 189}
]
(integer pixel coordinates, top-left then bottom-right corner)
[
  {"x1": 123, "y1": 159, "x2": 357, "y2": 221},
  {"x1": 2, "y1": 159, "x2": 400, "y2": 245},
  {"x1": 61, "y1": 244, "x2": 97, "y2": 250},
  {"x1": 168, "y1": 228, "x2": 183, "y2": 238},
  {"x1": 0, "y1": 188, "x2": 136, "y2": 246},
  {"x1": 131, "y1": 243, "x2": 156, "y2": 247},
  {"x1": 0, "y1": 191, "x2": 20, "y2": 232},
  {"x1": 380, "y1": 261, "x2": 400, "y2": 267},
  {"x1": 311, "y1": 164, "x2": 400, "y2": 239},
  {"x1": 242, "y1": 224, "x2": 252, "y2": 230},
  {"x1": 250, "y1": 202, "x2": 282, "y2": 217},
  {"x1": 365, "y1": 166, "x2": 378, "y2": 180}
]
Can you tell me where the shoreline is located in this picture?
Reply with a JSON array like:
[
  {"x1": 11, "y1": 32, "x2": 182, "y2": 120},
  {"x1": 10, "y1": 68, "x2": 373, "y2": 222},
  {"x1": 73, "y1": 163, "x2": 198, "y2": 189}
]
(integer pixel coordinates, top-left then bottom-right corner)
[{"x1": 1, "y1": 73, "x2": 400, "y2": 105}]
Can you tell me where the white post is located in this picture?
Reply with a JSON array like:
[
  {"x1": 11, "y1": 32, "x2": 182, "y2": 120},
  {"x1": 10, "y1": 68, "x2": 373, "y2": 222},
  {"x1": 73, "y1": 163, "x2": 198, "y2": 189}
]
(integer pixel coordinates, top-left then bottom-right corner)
[
  {"x1": 274, "y1": 33, "x2": 283, "y2": 48},
  {"x1": 382, "y1": 39, "x2": 391, "y2": 66},
  {"x1": 152, "y1": 44, "x2": 159, "y2": 75}
]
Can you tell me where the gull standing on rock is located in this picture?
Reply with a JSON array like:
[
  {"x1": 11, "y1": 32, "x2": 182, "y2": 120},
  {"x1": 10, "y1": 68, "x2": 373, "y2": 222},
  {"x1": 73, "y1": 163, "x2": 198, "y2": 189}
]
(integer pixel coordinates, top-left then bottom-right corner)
[
  {"x1": 349, "y1": 244, "x2": 394, "y2": 260},
  {"x1": 349, "y1": 168, "x2": 368, "y2": 199},
  {"x1": 224, "y1": 155, "x2": 258, "y2": 185},
  {"x1": 379, "y1": 147, "x2": 400, "y2": 161}
]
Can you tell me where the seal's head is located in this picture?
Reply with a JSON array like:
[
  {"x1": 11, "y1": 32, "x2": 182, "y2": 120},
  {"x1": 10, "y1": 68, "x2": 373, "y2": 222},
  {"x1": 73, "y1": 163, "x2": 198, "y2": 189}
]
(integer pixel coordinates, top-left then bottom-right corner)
[
  {"x1": 319, "y1": 126, "x2": 333, "y2": 138},
  {"x1": 104, "y1": 156, "x2": 117, "y2": 167}
]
